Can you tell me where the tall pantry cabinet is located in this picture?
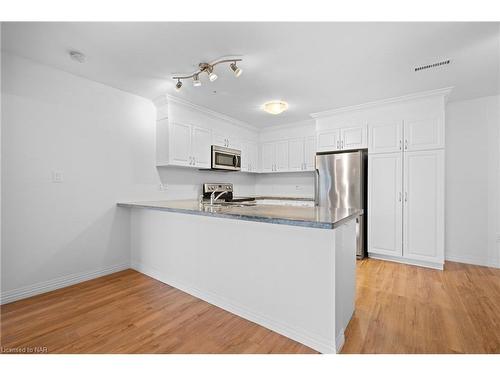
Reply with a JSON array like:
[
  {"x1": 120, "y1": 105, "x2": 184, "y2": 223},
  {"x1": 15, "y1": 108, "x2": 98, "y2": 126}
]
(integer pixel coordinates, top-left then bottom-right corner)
[{"x1": 367, "y1": 95, "x2": 447, "y2": 269}]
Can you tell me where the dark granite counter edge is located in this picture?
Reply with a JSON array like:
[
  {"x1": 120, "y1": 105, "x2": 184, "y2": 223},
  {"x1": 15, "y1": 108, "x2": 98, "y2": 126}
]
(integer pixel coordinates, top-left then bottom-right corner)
[{"x1": 117, "y1": 202, "x2": 361, "y2": 230}]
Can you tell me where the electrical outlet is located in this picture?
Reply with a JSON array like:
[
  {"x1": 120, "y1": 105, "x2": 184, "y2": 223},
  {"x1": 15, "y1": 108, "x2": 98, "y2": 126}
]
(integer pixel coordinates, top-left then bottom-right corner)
[
  {"x1": 159, "y1": 183, "x2": 168, "y2": 191},
  {"x1": 52, "y1": 171, "x2": 64, "y2": 183}
]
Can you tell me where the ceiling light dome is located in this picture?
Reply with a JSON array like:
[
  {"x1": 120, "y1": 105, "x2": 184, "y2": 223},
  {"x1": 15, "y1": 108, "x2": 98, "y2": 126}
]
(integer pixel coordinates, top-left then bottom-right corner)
[{"x1": 263, "y1": 100, "x2": 289, "y2": 115}]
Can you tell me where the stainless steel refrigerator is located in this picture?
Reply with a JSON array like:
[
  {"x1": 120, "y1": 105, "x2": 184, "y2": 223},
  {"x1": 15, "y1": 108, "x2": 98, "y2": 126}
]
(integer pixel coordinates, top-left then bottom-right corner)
[{"x1": 314, "y1": 150, "x2": 367, "y2": 258}]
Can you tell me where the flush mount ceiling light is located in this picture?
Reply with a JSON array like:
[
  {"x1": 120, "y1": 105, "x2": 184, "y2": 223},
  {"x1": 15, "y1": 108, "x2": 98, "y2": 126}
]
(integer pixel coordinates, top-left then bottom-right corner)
[
  {"x1": 263, "y1": 100, "x2": 289, "y2": 115},
  {"x1": 172, "y1": 57, "x2": 242, "y2": 91}
]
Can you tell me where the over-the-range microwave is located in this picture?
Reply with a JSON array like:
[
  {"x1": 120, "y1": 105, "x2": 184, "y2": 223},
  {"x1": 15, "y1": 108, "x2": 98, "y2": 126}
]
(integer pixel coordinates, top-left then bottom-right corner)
[{"x1": 211, "y1": 145, "x2": 241, "y2": 171}]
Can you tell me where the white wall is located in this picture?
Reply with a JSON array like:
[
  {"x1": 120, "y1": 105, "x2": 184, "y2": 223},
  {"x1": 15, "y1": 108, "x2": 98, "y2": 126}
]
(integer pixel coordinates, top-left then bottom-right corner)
[
  {"x1": 0, "y1": 53, "x2": 162, "y2": 302},
  {"x1": 445, "y1": 95, "x2": 500, "y2": 267}
]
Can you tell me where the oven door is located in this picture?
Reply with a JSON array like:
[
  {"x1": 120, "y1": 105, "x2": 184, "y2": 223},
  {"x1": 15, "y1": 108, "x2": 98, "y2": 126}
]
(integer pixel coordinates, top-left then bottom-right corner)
[{"x1": 212, "y1": 146, "x2": 241, "y2": 171}]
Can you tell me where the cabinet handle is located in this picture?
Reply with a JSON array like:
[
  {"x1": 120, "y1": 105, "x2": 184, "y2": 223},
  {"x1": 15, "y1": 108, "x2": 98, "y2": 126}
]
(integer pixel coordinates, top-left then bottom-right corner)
[
  {"x1": 404, "y1": 192, "x2": 408, "y2": 202},
  {"x1": 404, "y1": 139, "x2": 408, "y2": 150},
  {"x1": 398, "y1": 192, "x2": 402, "y2": 202},
  {"x1": 193, "y1": 156, "x2": 196, "y2": 166},
  {"x1": 341, "y1": 140, "x2": 344, "y2": 149},
  {"x1": 189, "y1": 156, "x2": 192, "y2": 165},
  {"x1": 399, "y1": 140, "x2": 402, "y2": 150},
  {"x1": 336, "y1": 140, "x2": 340, "y2": 149}
]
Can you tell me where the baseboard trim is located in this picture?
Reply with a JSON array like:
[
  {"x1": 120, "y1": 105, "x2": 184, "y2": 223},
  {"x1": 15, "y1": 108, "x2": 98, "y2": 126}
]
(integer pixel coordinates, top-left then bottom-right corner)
[
  {"x1": 131, "y1": 261, "x2": 337, "y2": 354},
  {"x1": 445, "y1": 253, "x2": 500, "y2": 269},
  {"x1": 368, "y1": 253, "x2": 444, "y2": 270},
  {"x1": 0, "y1": 263, "x2": 130, "y2": 305}
]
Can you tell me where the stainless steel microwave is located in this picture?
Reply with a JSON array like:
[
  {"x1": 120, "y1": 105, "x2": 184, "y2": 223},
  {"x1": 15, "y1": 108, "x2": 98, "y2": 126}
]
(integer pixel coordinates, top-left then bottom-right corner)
[{"x1": 211, "y1": 145, "x2": 241, "y2": 171}]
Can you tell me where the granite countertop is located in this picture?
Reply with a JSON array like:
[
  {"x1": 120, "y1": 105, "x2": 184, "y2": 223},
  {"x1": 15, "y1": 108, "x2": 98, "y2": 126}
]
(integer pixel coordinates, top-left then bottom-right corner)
[{"x1": 117, "y1": 199, "x2": 362, "y2": 229}]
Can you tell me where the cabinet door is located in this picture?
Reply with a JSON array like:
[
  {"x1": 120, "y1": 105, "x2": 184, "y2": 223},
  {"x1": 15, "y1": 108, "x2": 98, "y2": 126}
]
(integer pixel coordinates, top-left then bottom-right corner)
[
  {"x1": 261, "y1": 142, "x2": 275, "y2": 172},
  {"x1": 191, "y1": 126, "x2": 211, "y2": 168},
  {"x1": 169, "y1": 122, "x2": 191, "y2": 166},
  {"x1": 341, "y1": 125, "x2": 367, "y2": 150},
  {"x1": 248, "y1": 141, "x2": 258, "y2": 172},
  {"x1": 240, "y1": 141, "x2": 249, "y2": 171},
  {"x1": 275, "y1": 140, "x2": 289, "y2": 172},
  {"x1": 212, "y1": 132, "x2": 227, "y2": 147},
  {"x1": 403, "y1": 150, "x2": 444, "y2": 264},
  {"x1": 288, "y1": 138, "x2": 305, "y2": 171},
  {"x1": 368, "y1": 121, "x2": 402, "y2": 154},
  {"x1": 304, "y1": 136, "x2": 316, "y2": 171},
  {"x1": 317, "y1": 129, "x2": 340, "y2": 152},
  {"x1": 368, "y1": 153, "x2": 403, "y2": 256},
  {"x1": 404, "y1": 117, "x2": 444, "y2": 151}
]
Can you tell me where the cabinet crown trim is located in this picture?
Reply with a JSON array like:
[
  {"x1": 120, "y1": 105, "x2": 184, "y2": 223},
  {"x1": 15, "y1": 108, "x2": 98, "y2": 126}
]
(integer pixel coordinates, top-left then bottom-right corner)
[
  {"x1": 310, "y1": 87, "x2": 453, "y2": 119},
  {"x1": 152, "y1": 94, "x2": 259, "y2": 132}
]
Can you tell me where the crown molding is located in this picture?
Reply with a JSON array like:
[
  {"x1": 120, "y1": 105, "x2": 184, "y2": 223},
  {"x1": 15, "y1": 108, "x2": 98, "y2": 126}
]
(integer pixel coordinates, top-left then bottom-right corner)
[
  {"x1": 152, "y1": 94, "x2": 258, "y2": 132},
  {"x1": 310, "y1": 87, "x2": 454, "y2": 119},
  {"x1": 259, "y1": 119, "x2": 315, "y2": 132}
]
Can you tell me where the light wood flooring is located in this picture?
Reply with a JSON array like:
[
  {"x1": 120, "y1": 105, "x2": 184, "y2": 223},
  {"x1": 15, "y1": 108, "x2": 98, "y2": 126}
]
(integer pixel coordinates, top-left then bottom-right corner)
[{"x1": 1, "y1": 259, "x2": 499, "y2": 354}]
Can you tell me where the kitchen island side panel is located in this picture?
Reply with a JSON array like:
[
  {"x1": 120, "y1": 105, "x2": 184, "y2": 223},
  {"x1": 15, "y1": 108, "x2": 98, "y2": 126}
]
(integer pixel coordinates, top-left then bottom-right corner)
[{"x1": 129, "y1": 208, "x2": 355, "y2": 353}]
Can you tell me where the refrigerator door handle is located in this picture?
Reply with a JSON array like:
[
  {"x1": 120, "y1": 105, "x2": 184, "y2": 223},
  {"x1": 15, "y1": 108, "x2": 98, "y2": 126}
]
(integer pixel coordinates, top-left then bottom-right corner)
[{"x1": 314, "y1": 168, "x2": 320, "y2": 206}]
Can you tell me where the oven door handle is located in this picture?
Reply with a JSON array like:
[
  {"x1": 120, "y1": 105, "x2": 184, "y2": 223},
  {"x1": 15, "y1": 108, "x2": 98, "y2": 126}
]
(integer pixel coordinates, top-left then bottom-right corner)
[{"x1": 233, "y1": 155, "x2": 240, "y2": 168}]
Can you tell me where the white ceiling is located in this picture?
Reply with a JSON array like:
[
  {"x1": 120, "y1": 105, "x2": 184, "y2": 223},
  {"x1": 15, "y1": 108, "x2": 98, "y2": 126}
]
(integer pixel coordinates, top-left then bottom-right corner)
[{"x1": 2, "y1": 22, "x2": 499, "y2": 127}]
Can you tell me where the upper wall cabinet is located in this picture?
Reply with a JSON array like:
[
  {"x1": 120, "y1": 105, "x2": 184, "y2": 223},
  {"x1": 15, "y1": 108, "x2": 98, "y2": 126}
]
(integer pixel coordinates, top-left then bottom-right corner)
[
  {"x1": 404, "y1": 117, "x2": 444, "y2": 152},
  {"x1": 368, "y1": 117, "x2": 444, "y2": 154},
  {"x1": 317, "y1": 124, "x2": 367, "y2": 152},
  {"x1": 288, "y1": 136, "x2": 317, "y2": 171},
  {"x1": 261, "y1": 140, "x2": 289, "y2": 173},
  {"x1": 169, "y1": 122, "x2": 211, "y2": 168},
  {"x1": 368, "y1": 121, "x2": 403, "y2": 154},
  {"x1": 241, "y1": 140, "x2": 258, "y2": 173}
]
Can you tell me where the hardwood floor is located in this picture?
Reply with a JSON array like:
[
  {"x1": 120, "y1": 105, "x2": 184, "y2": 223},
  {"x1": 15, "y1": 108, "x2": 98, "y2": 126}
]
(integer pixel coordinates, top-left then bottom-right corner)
[
  {"x1": 342, "y1": 259, "x2": 500, "y2": 353},
  {"x1": 1, "y1": 259, "x2": 499, "y2": 354},
  {"x1": 0, "y1": 269, "x2": 315, "y2": 354}
]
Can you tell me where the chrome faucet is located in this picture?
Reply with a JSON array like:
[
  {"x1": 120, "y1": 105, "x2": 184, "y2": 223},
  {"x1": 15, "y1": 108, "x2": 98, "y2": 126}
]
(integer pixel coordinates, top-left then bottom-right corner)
[{"x1": 210, "y1": 190, "x2": 228, "y2": 205}]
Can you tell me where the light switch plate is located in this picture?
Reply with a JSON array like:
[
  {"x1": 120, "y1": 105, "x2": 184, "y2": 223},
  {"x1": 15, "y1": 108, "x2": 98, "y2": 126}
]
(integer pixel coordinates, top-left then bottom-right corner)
[{"x1": 52, "y1": 171, "x2": 64, "y2": 183}]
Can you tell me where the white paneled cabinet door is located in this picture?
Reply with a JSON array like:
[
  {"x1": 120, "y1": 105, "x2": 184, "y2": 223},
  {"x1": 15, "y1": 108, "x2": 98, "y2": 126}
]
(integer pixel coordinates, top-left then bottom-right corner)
[
  {"x1": 304, "y1": 136, "x2": 316, "y2": 170},
  {"x1": 170, "y1": 122, "x2": 191, "y2": 166},
  {"x1": 403, "y1": 150, "x2": 444, "y2": 263},
  {"x1": 404, "y1": 117, "x2": 444, "y2": 151},
  {"x1": 212, "y1": 132, "x2": 227, "y2": 147},
  {"x1": 191, "y1": 126, "x2": 211, "y2": 168},
  {"x1": 317, "y1": 129, "x2": 340, "y2": 152},
  {"x1": 368, "y1": 153, "x2": 403, "y2": 256},
  {"x1": 288, "y1": 138, "x2": 305, "y2": 171},
  {"x1": 261, "y1": 142, "x2": 275, "y2": 172},
  {"x1": 248, "y1": 142, "x2": 258, "y2": 172},
  {"x1": 368, "y1": 121, "x2": 403, "y2": 154},
  {"x1": 341, "y1": 125, "x2": 367, "y2": 150},
  {"x1": 275, "y1": 140, "x2": 289, "y2": 172}
]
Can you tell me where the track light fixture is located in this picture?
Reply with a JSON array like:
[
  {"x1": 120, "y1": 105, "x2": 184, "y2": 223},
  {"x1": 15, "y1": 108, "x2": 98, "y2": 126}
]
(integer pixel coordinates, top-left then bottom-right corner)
[{"x1": 172, "y1": 57, "x2": 242, "y2": 91}]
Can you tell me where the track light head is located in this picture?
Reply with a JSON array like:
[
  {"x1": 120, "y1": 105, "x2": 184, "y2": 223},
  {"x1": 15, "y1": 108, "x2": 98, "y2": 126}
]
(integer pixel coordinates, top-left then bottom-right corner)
[
  {"x1": 175, "y1": 80, "x2": 182, "y2": 91},
  {"x1": 193, "y1": 74, "x2": 201, "y2": 87},
  {"x1": 230, "y1": 62, "x2": 242, "y2": 77},
  {"x1": 206, "y1": 66, "x2": 218, "y2": 82}
]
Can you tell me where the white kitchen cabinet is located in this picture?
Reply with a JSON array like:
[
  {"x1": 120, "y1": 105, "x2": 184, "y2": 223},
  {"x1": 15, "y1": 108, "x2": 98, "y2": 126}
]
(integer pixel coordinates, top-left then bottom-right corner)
[
  {"x1": 404, "y1": 117, "x2": 444, "y2": 151},
  {"x1": 403, "y1": 150, "x2": 444, "y2": 263},
  {"x1": 213, "y1": 132, "x2": 240, "y2": 149},
  {"x1": 368, "y1": 120, "x2": 403, "y2": 154},
  {"x1": 288, "y1": 138, "x2": 305, "y2": 171},
  {"x1": 169, "y1": 122, "x2": 211, "y2": 168},
  {"x1": 191, "y1": 126, "x2": 212, "y2": 168},
  {"x1": 317, "y1": 129, "x2": 340, "y2": 152},
  {"x1": 261, "y1": 141, "x2": 289, "y2": 172},
  {"x1": 368, "y1": 153, "x2": 403, "y2": 257},
  {"x1": 241, "y1": 140, "x2": 258, "y2": 173},
  {"x1": 304, "y1": 136, "x2": 316, "y2": 170},
  {"x1": 261, "y1": 142, "x2": 275, "y2": 172},
  {"x1": 275, "y1": 141, "x2": 289, "y2": 171},
  {"x1": 170, "y1": 122, "x2": 192, "y2": 166},
  {"x1": 288, "y1": 137, "x2": 317, "y2": 171},
  {"x1": 317, "y1": 125, "x2": 366, "y2": 152},
  {"x1": 341, "y1": 125, "x2": 367, "y2": 150}
]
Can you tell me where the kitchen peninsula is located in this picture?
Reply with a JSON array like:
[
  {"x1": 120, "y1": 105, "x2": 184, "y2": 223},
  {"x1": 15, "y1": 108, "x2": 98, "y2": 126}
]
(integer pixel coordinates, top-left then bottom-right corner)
[{"x1": 118, "y1": 199, "x2": 361, "y2": 353}]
